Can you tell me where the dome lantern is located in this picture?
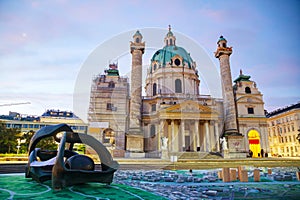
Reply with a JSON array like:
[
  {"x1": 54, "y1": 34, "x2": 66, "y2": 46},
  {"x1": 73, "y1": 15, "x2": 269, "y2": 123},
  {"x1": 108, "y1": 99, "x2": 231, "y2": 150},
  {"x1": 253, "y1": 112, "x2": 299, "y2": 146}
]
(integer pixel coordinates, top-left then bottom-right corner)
[{"x1": 164, "y1": 25, "x2": 176, "y2": 46}]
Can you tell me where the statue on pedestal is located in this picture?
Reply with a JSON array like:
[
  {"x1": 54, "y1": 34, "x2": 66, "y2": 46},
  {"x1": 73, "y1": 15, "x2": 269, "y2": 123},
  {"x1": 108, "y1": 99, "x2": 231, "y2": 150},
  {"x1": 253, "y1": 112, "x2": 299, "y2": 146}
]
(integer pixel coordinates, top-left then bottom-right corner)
[
  {"x1": 220, "y1": 137, "x2": 228, "y2": 150},
  {"x1": 161, "y1": 136, "x2": 168, "y2": 150}
]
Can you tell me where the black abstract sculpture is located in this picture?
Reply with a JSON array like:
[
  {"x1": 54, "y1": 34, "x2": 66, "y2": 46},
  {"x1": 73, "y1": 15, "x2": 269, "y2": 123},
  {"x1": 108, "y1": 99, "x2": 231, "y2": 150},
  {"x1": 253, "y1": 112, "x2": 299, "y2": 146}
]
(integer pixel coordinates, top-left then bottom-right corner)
[{"x1": 25, "y1": 124, "x2": 119, "y2": 190}]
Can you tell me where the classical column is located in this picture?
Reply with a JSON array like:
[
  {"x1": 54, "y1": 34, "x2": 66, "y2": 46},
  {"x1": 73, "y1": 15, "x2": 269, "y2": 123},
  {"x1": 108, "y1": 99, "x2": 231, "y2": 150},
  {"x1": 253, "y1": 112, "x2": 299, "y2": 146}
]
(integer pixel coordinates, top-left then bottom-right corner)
[
  {"x1": 171, "y1": 120, "x2": 175, "y2": 152},
  {"x1": 215, "y1": 121, "x2": 220, "y2": 151},
  {"x1": 195, "y1": 120, "x2": 200, "y2": 151},
  {"x1": 210, "y1": 121, "x2": 215, "y2": 151},
  {"x1": 158, "y1": 120, "x2": 164, "y2": 151},
  {"x1": 181, "y1": 120, "x2": 185, "y2": 151},
  {"x1": 192, "y1": 128, "x2": 196, "y2": 152},
  {"x1": 205, "y1": 121, "x2": 210, "y2": 152}
]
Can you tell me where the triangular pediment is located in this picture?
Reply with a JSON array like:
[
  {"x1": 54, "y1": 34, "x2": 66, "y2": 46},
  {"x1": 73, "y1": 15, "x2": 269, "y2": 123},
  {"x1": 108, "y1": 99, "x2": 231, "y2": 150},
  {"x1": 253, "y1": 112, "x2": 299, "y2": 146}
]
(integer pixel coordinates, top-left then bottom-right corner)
[{"x1": 236, "y1": 95, "x2": 263, "y2": 104}]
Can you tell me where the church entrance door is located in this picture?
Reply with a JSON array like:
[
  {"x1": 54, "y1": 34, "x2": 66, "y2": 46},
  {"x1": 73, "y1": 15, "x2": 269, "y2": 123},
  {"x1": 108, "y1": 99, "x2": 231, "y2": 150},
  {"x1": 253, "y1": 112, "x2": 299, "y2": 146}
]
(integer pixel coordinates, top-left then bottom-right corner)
[
  {"x1": 248, "y1": 130, "x2": 261, "y2": 157},
  {"x1": 185, "y1": 135, "x2": 191, "y2": 151}
]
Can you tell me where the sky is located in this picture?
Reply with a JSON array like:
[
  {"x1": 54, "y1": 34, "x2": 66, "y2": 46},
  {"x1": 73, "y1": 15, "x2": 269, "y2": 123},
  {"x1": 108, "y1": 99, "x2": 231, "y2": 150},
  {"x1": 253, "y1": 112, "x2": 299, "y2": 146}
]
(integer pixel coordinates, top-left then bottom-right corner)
[{"x1": 0, "y1": 0, "x2": 299, "y2": 122}]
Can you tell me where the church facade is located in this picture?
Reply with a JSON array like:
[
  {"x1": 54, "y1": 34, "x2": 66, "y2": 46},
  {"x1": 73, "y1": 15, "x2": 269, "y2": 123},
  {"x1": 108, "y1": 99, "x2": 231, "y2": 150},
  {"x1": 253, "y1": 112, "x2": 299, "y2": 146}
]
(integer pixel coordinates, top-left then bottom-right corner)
[{"x1": 88, "y1": 27, "x2": 269, "y2": 158}]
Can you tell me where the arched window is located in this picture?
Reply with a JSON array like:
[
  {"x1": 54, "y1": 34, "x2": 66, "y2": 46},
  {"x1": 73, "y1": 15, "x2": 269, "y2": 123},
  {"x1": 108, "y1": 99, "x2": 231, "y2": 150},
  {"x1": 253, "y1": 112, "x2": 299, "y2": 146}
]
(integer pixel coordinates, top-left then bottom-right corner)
[
  {"x1": 175, "y1": 79, "x2": 182, "y2": 93},
  {"x1": 170, "y1": 38, "x2": 173, "y2": 45},
  {"x1": 102, "y1": 128, "x2": 115, "y2": 145},
  {"x1": 245, "y1": 87, "x2": 251, "y2": 94},
  {"x1": 135, "y1": 37, "x2": 140, "y2": 43},
  {"x1": 150, "y1": 125, "x2": 156, "y2": 137},
  {"x1": 108, "y1": 81, "x2": 115, "y2": 88},
  {"x1": 153, "y1": 83, "x2": 157, "y2": 96},
  {"x1": 153, "y1": 63, "x2": 157, "y2": 71}
]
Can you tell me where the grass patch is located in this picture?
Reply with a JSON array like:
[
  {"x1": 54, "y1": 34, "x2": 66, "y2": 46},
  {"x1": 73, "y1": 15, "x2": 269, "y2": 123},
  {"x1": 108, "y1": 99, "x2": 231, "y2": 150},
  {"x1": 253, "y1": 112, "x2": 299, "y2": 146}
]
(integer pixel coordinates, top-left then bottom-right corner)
[{"x1": 0, "y1": 174, "x2": 166, "y2": 200}]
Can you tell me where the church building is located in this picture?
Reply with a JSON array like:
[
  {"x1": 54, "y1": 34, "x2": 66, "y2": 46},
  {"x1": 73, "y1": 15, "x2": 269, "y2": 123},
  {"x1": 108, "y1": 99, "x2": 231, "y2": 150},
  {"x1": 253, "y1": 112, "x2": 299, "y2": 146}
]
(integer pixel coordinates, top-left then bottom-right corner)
[{"x1": 88, "y1": 27, "x2": 269, "y2": 159}]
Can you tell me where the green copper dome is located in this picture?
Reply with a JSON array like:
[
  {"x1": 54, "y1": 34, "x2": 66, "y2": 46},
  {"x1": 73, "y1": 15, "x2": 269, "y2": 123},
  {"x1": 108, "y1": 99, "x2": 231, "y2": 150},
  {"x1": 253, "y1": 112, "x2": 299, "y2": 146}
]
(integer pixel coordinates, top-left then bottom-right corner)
[
  {"x1": 217, "y1": 35, "x2": 227, "y2": 43},
  {"x1": 151, "y1": 45, "x2": 194, "y2": 68}
]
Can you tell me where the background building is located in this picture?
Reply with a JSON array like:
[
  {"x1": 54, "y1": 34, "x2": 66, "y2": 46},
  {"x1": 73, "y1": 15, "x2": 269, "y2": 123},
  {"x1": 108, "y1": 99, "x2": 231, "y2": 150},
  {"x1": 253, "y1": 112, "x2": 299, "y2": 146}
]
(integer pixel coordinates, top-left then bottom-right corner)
[
  {"x1": 1, "y1": 109, "x2": 87, "y2": 134},
  {"x1": 267, "y1": 102, "x2": 300, "y2": 157}
]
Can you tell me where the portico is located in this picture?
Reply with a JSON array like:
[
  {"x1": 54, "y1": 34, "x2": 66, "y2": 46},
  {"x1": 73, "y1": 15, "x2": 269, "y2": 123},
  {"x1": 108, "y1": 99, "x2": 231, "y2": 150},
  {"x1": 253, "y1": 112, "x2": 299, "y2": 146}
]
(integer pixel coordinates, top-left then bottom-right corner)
[{"x1": 144, "y1": 100, "x2": 220, "y2": 154}]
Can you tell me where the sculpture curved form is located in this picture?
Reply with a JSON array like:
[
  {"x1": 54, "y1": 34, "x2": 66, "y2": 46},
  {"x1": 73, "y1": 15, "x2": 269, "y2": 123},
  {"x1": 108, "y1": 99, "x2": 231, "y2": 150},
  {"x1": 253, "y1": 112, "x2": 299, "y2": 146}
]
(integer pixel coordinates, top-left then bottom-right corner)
[{"x1": 25, "y1": 123, "x2": 119, "y2": 190}]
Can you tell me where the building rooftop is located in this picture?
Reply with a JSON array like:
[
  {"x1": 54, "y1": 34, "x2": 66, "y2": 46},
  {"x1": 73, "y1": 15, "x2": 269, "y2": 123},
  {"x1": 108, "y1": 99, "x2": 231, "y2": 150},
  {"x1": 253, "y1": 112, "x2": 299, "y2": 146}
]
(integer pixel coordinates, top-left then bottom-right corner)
[
  {"x1": 266, "y1": 102, "x2": 300, "y2": 118},
  {"x1": 41, "y1": 109, "x2": 79, "y2": 119}
]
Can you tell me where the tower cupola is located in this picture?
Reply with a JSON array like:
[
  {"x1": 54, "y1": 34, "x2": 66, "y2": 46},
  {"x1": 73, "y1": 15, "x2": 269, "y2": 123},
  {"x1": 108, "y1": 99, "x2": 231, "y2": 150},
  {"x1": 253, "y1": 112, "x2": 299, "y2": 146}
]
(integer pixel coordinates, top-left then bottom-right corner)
[
  {"x1": 133, "y1": 30, "x2": 143, "y2": 43},
  {"x1": 164, "y1": 25, "x2": 176, "y2": 46},
  {"x1": 217, "y1": 35, "x2": 227, "y2": 48}
]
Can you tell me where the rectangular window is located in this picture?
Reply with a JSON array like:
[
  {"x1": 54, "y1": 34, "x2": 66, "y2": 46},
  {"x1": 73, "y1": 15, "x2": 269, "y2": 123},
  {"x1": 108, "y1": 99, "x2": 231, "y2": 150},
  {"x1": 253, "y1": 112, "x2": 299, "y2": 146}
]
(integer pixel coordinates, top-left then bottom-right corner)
[
  {"x1": 151, "y1": 104, "x2": 156, "y2": 112},
  {"x1": 29, "y1": 124, "x2": 34, "y2": 128},
  {"x1": 107, "y1": 103, "x2": 113, "y2": 110},
  {"x1": 22, "y1": 124, "x2": 28, "y2": 128},
  {"x1": 13, "y1": 124, "x2": 21, "y2": 128},
  {"x1": 247, "y1": 107, "x2": 254, "y2": 114}
]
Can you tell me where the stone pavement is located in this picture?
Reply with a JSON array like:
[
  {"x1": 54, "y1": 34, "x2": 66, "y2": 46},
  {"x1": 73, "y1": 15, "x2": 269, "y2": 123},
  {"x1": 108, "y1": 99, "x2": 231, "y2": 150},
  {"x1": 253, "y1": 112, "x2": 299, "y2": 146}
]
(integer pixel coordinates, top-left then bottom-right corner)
[{"x1": 113, "y1": 167, "x2": 300, "y2": 199}]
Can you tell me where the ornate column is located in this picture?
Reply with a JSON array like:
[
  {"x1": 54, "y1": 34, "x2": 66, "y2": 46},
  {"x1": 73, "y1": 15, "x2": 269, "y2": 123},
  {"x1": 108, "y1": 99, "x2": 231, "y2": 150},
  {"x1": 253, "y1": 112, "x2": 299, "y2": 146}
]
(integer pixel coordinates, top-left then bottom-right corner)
[
  {"x1": 205, "y1": 121, "x2": 210, "y2": 152},
  {"x1": 129, "y1": 30, "x2": 145, "y2": 134},
  {"x1": 181, "y1": 120, "x2": 185, "y2": 151},
  {"x1": 214, "y1": 36, "x2": 238, "y2": 135},
  {"x1": 126, "y1": 31, "x2": 145, "y2": 156}
]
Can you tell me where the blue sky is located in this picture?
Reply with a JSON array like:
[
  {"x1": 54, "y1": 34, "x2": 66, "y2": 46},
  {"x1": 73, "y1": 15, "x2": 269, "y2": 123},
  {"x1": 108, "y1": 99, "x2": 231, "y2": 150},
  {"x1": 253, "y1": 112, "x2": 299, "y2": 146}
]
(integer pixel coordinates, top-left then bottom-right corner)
[{"x1": 0, "y1": 0, "x2": 299, "y2": 120}]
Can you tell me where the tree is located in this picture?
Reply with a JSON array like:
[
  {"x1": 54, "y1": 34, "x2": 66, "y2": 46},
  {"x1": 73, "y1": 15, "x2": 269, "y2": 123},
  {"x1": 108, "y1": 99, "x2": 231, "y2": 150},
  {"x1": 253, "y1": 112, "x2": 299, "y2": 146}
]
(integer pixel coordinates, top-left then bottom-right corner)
[
  {"x1": 35, "y1": 136, "x2": 58, "y2": 151},
  {"x1": 0, "y1": 121, "x2": 20, "y2": 153},
  {"x1": 19, "y1": 130, "x2": 34, "y2": 154}
]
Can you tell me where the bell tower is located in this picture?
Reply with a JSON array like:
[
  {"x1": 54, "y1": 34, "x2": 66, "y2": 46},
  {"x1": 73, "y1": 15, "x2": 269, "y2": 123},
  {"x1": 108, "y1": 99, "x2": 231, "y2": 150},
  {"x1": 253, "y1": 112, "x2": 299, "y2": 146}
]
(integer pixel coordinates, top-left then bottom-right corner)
[{"x1": 126, "y1": 30, "x2": 145, "y2": 156}]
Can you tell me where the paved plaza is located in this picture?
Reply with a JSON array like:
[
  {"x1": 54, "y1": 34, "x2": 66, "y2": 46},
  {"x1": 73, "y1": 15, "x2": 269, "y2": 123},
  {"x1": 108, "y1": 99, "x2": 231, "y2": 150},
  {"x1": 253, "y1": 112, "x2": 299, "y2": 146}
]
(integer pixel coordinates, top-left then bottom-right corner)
[
  {"x1": 1, "y1": 167, "x2": 300, "y2": 199},
  {"x1": 113, "y1": 167, "x2": 300, "y2": 199}
]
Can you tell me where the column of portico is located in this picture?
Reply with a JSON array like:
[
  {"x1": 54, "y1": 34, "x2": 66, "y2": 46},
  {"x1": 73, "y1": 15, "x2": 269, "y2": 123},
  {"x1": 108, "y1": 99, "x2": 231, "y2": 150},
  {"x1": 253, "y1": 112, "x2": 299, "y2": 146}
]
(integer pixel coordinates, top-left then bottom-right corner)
[
  {"x1": 215, "y1": 121, "x2": 220, "y2": 151},
  {"x1": 210, "y1": 122, "x2": 215, "y2": 151},
  {"x1": 201, "y1": 122, "x2": 206, "y2": 151},
  {"x1": 192, "y1": 127, "x2": 196, "y2": 151},
  {"x1": 158, "y1": 120, "x2": 164, "y2": 151},
  {"x1": 171, "y1": 120, "x2": 175, "y2": 152},
  {"x1": 194, "y1": 120, "x2": 200, "y2": 151},
  {"x1": 181, "y1": 120, "x2": 185, "y2": 151},
  {"x1": 205, "y1": 121, "x2": 210, "y2": 152}
]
